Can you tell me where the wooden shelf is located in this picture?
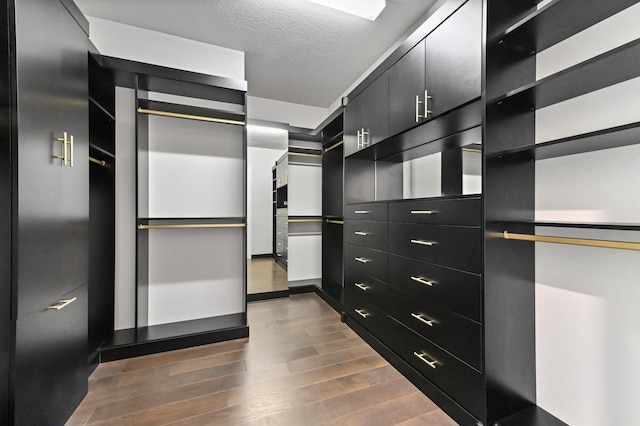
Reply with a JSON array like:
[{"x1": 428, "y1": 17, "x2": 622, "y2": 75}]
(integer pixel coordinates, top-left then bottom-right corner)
[
  {"x1": 489, "y1": 0, "x2": 637, "y2": 53},
  {"x1": 100, "y1": 313, "x2": 249, "y2": 362},
  {"x1": 488, "y1": 121, "x2": 640, "y2": 160},
  {"x1": 488, "y1": 38, "x2": 640, "y2": 110},
  {"x1": 137, "y1": 99, "x2": 245, "y2": 126}
]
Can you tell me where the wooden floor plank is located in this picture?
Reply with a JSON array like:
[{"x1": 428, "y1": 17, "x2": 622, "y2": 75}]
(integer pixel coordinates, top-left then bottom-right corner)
[{"x1": 69, "y1": 294, "x2": 458, "y2": 426}]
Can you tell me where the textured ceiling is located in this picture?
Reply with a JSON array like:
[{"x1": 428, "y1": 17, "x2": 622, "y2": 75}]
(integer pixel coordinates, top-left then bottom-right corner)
[{"x1": 74, "y1": 0, "x2": 438, "y2": 108}]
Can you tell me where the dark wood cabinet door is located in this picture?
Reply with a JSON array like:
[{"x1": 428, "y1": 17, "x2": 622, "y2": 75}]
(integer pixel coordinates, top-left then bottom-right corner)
[
  {"x1": 425, "y1": 0, "x2": 481, "y2": 117},
  {"x1": 388, "y1": 39, "x2": 426, "y2": 136},
  {"x1": 344, "y1": 91, "x2": 364, "y2": 156},
  {"x1": 13, "y1": 0, "x2": 89, "y2": 422},
  {"x1": 361, "y1": 72, "x2": 389, "y2": 145}
]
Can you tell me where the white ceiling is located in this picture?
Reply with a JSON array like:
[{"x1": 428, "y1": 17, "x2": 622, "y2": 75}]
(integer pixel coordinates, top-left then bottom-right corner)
[{"x1": 74, "y1": 0, "x2": 439, "y2": 109}]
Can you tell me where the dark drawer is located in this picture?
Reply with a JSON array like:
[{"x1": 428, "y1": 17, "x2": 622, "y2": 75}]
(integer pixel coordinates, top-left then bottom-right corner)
[
  {"x1": 344, "y1": 220, "x2": 388, "y2": 251},
  {"x1": 345, "y1": 203, "x2": 388, "y2": 221},
  {"x1": 387, "y1": 287, "x2": 481, "y2": 371},
  {"x1": 384, "y1": 318, "x2": 484, "y2": 419},
  {"x1": 388, "y1": 223, "x2": 481, "y2": 273},
  {"x1": 389, "y1": 197, "x2": 481, "y2": 226},
  {"x1": 344, "y1": 295, "x2": 390, "y2": 342},
  {"x1": 344, "y1": 244, "x2": 388, "y2": 282},
  {"x1": 389, "y1": 254, "x2": 481, "y2": 322},
  {"x1": 344, "y1": 267, "x2": 389, "y2": 310}
]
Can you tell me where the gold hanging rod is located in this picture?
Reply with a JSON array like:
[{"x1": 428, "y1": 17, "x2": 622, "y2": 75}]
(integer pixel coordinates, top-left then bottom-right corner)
[
  {"x1": 288, "y1": 219, "x2": 322, "y2": 223},
  {"x1": 138, "y1": 223, "x2": 245, "y2": 230},
  {"x1": 325, "y1": 140, "x2": 344, "y2": 153},
  {"x1": 503, "y1": 231, "x2": 640, "y2": 251},
  {"x1": 288, "y1": 152, "x2": 322, "y2": 158},
  {"x1": 462, "y1": 147, "x2": 482, "y2": 153},
  {"x1": 326, "y1": 219, "x2": 344, "y2": 225},
  {"x1": 89, "y1": 156, "x2": 106, "y2": 167},
  {"x1": 137, "y1": 108, "x2": 245, "y2": 126}
]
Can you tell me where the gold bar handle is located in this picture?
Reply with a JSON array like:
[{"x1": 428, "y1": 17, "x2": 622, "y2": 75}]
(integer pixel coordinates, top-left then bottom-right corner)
[
  {"x1": 424, "y1": 90, "x2": 432, "y2": 116},
  {"x1": 355, "y1": 309, "x2": 370, "y2": 318},
  {"x1": 416, "y1": 95, "x2": 424, "y2": 122},
  {"x1": 69, "y1": 134, "x2": 74, "y2": 167},
  {"x1": 411, "y1": 239, "x2": 436, "y2": 246},
  {"x1": 138, "y1": 223, "x2": 245, "y2": 230},
  {"x1": 411, "y1": 276, "x2": 434, "y2": 287},
  {"x1": 411, "y1": 313, "x2": 436, "y2": 327},
  {"x1": 89, "y1": 156, "x2": 106, "y2": 167},
  {"x1": 326, "y1": 219, "x2": 344, "y2": 225},
  {"x1": 354, "y1": 283, "x2": 369, "y2": 291},
  {"x1": 47, "y1": 297, "x2": 77, "y2": 311},
  {"x1": 355, "y1": 257, "x2": 371, "y2": 264},
  {"x1": 503, "y1": 231, "x2": 640, "y2": 251},
  {"x1": 354, "y1": 210, "x2": 371, "y2": 214},
  {"x1": 137, "y1": 107, "x2": 245, "y2": 126},
  {"x1": 411, "y1": 210, "x2": 436, "y2": 215},
  {"x1": 354, "y1": 231, "x2": 370, "y2": 236},
  {"x1": 55, "y1": 132, "x2": 69, "y2": 166},
  {"x1": 413, "y1": 351, "x2": 438, "y2": 369},
  {"x1": 325, "y1": 140, "x2": 344, "y2": 153}
]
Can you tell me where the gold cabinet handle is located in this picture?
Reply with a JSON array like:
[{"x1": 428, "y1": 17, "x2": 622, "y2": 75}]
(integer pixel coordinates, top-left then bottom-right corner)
[
  {"x1": 355, "y1": 308, "x2": 370, "y2": 318},
  {"x1": 413, "y1": 351, "x2": 438, "y2": 369},
  {"x1": 354, "y1": 210, "x2": 371, "y2": 214},
  {"x1": 411, "y1": 313, "x2": 436, "y2": 327},
  {"x1": 410, "y1": 239, "x2": 436, "y2": 246},
  {"x1": 69, "y1": 134, "x2": 74, "y2": 167},
  {"x1": 410, "y1": 210, "x2": 436, "y2": 215},
  {"x1": 424, "y1": 90, "x2": 432, "y2": 117},
  {"x1": 362, "y1": 128, "x2": 370, "y2": 148},
  {"x1": 411, "y1": 276, "x2": 434, "y2": 287},
  {"x1": 354, "y1": 283, "x2": 369, "y2": 291},
  {"x1": 354, "y1": 231, "x2": 370, "y2": 236},
  {"x1": 47, "y1": 297, "x2": 77, "y2": 311},
  {"x1": 355, "y1": 257, "x2": 371, "y2": 264},
  {"x1": 55, "y1": 132, "x2": 69, "y2": 166}
]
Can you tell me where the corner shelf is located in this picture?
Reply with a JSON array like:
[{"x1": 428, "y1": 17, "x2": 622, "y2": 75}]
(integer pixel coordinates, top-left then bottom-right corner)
[
  {"x1": 488, "y1": 120, "x2": 640, "y2": 159},
  {"x1": 489, "y1": 0, "x2": 637, "y2": 53},
  {"x1": 487, "y1": 37, "x2": 640, "y2": 110}
]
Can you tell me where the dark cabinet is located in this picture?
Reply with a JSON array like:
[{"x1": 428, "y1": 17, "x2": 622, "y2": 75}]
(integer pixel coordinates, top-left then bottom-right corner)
[
  {"x1": 4, "y1": 0, "x2": 90, "y2": 423},
  {"x1": 344, "y1": 73, "x2": 389, "y2": 156},
  {"x1": 425, "y1": 0, "x2": 482, "y2": 116},
  {"x1": 388, "y1": 41, "x2": 426, "y2": 136}
]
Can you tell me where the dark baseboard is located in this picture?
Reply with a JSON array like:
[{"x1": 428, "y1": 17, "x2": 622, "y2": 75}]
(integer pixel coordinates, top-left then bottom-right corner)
[
  {"x1": 495, "y1": 406, "x2": 568, "y2": 426},
  {"x1": 251, "y1": 253, "x2": 273, "y2": 259},
  {"x1": 247, "y1": 290, "x2": 290, "y2": 302}
]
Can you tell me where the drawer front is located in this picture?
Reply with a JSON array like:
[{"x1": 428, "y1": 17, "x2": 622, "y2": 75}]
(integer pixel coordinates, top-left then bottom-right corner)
[
  {"x1": 344, "y1": 267, "x2": 389, "y2": 310},
  {"x1": 344, "y1": 220, "x2": 388, "y2": 251},
  {"x1": 389, "y1": 197, "x2": 481, "y2": 226},
  {"x1": 384, "y1": 318, "x2": 484, "y2": 419},
  {"x1": 345, "y1": 203, "x2": 388, "y2": 221},
  {"x1": 388, "y1": 223, "x2": 481, "y2": 273},
  {"x1": 387, "y1": 287, "x2": 482, "y2": 371},
  {"x1": 344, "y1": 295, "x2": 390, "y2": 343},
  {"x1": 344, "y1": 244, "x2": 388, "y2": 282},
  {"x1": 388, "y1": 254, "x2": 481, "y2": 322}
]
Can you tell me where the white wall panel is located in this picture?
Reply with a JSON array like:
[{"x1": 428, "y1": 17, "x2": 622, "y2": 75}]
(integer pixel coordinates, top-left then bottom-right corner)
[
  {"x1": 288, "y1": 235, "x2": 322, "y2": 282},
  {"x1": 288, "y1": 164, "x2": 322, "y2": 216}
]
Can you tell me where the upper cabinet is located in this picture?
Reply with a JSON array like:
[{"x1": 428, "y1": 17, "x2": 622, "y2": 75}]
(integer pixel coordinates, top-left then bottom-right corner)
[
  {"x1": 425, "y1": 0, "x2": 481, "y2": 117},
  {"x1": 344, "y1": 73, "x2": 389, "y2": 156},
  {"x1": 352, "y1": 0, "x2": 482, "y2": 151}
]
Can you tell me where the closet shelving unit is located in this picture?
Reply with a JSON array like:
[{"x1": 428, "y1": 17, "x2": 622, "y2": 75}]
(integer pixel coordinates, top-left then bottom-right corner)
[
  {"x1": 485, "y1": 0, "x2": 640, "y2": 424},
  {"x1": 99, "y1": 56, "x2": 249, "y2": 361}
]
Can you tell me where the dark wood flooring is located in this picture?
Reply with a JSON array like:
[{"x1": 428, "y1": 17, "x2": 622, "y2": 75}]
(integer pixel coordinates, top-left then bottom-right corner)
[{"x1": 67, "y1": 293, "x2": 458, "y2": 425}]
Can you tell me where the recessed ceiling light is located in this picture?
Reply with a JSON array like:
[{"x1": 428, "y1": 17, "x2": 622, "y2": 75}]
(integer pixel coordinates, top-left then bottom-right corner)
[{"x1": 308, "y1": 0, "x2": 386, "y2": 21}]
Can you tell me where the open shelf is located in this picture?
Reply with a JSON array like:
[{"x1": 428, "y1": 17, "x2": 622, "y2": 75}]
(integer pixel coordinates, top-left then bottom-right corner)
[
  {"x1": 488, "y1": 121, "x2": 640, "y2": 159},
  {"x1": 137, "y1": 99, "x2": 245, "y2": 126},
  {"x1": 100, "y1": 313, "x2": 249, "y2": 362},
  {"x1": 488, "y1": 38, "x2": 640, "y2": 110},
  {"x1": 489, "y1": 0, "x2": 637, "y2": 53}
]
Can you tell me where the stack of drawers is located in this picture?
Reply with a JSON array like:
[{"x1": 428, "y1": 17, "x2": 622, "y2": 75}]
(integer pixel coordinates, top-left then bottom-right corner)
[{"x1": 344, "y1": 196, "x2": 484, "y2": 418}]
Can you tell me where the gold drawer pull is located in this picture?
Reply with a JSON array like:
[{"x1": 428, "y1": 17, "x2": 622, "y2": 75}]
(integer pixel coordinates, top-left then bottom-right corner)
[
  {"x1": 354, "y1": 231, "x2": 370, "y2": 236},
  {"x1": 354, "y1": 283, "x2": 369, "y2": 291},
  {"x1": 411, "y1": 239, "x2": 436, "y2": 246},
  {"x1": 411, "y1": 313, "x2": 436, "y2": 327},
  {"x1": 355, "y1": 257, "x2": 371, "y2": 264},
  {"x1": 354, "y1": 210, "x2": 371, "y2": 214},
  {"x1": 410, "y1": 210, "x2": 436, "y2": 215},
  {"x1": 413, "y1": 351, "x2": 438, "y2": 369},
  {"x1": 47, "y1": 297, "x2": 77, "y2": 311},
  {"x1": 355, "y1": 309, "x2": 370, "y2": 318},
  {"x1": 411, "y1": 276, "x2": 434, "y2": 287}
]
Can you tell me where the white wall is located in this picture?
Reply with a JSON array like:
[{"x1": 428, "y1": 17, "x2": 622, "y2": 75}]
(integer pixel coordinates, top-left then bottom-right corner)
[
  {"x1": 88, "y1": 17, "x2": 245, "y2": 80},
  {"x1": 287, "y1": 164, "x2": 322, "y2": 216},
  {"x1": 247, "y1": 96, "x2": 328, "y2": 129},
  {"x1": 534, "y1": 5, "x2": 640, "y2": 424}
]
